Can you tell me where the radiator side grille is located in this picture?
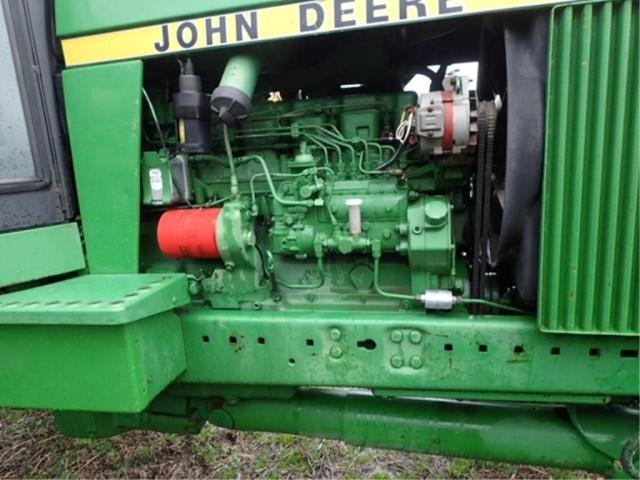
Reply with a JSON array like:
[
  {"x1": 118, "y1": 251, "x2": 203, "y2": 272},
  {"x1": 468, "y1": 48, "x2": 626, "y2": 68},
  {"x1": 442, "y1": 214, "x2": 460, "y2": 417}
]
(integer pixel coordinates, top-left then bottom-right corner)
[{"x1": 539, "y1": 0, "x2": 639, "y2": 335}]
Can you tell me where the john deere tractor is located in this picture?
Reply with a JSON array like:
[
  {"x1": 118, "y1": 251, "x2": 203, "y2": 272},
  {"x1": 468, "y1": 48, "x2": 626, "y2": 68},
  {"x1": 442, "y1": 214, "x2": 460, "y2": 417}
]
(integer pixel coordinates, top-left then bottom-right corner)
[{"x1": 0, "y1": 0, "x2": 638, "y2": 476}]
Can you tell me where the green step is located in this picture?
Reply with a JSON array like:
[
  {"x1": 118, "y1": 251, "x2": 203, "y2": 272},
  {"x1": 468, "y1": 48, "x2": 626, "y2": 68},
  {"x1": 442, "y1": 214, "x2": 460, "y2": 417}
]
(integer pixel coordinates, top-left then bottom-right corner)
[
  {"x1": 0, "y1": 274, "x2": 190, "y2": 413},
  {"x1": 0, "y1": 273, "x2": 189, "y2": 325}
]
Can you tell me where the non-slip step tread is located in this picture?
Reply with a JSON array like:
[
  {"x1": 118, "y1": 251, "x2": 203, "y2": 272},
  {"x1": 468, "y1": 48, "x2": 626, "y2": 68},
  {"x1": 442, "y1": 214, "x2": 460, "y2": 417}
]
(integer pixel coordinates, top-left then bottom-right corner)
[{"x1": 0, "y1": 274, "x2": 190, "y2": 325}]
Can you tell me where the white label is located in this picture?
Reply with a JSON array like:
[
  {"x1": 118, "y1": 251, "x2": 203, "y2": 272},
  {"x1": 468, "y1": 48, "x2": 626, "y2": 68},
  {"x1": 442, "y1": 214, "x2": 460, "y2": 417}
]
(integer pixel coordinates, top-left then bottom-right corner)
[{"x1": 149, "y1": 168, "x2": 164, "y2": 205}]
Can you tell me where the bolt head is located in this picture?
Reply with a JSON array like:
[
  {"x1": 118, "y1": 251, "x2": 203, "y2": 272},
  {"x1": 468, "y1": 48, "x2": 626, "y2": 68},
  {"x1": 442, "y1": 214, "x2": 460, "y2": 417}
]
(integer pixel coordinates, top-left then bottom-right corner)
[
  {"x1": 390, "y1": 355, "x2": 404, "y2": 368},
  {"x1": 330, "y1": 345, "x2": 343, "y2": 358},
  {"x1": 390, "y1": 330, "x2": 403, "y2": 343},
  {"x1": 410, "y1": 356, "x2": 424, "y2": 369},
  {"x1": 409, "y1": 331, "x2": 422, "y2": 344},
  {"x1": 330, "y1": 328, "x2": 341, "y2": 341}
]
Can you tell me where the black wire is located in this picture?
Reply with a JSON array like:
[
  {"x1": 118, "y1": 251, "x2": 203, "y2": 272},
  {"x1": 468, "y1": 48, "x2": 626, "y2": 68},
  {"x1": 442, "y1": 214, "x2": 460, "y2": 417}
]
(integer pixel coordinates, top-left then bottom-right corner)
[
  {"x1": 375, "y1": 142, "x2": 406, "y2": 171},
  {"x1": 142, "y1": 87, "x2": 167, "y2": 151}
]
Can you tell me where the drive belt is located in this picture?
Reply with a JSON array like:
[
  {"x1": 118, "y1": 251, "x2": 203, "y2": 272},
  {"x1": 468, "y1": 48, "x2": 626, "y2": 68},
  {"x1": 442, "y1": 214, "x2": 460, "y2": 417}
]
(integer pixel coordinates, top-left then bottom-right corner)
[{"x1": 471, "y1": 101, "x2": 496, "y2": 314}]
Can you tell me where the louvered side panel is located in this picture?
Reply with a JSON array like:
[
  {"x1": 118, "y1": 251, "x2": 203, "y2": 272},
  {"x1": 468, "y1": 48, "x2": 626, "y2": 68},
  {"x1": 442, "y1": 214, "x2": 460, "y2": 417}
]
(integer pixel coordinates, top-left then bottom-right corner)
[{"x1": 539, "y1": 0, "x2": 639, "y2": 335}]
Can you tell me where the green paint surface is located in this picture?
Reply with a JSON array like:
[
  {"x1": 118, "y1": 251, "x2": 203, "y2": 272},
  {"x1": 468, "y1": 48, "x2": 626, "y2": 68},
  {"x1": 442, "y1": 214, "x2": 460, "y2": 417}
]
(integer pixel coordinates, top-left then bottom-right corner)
[
  {"x1": 0, "y1": 223, "x2": 85, "y2": 288},
  {"x1": 540, "y1": 0, "x2": 639, "y2": 335},
  {"x1": 63, "y1": 61, "x2": 143, "y2": 273},
  {"x1": 0, "y1": 274, "x2": 190, "y2": 325},
  {"x1": 211, "y1": 390, "x2": 617, "y2": 472},
  {"x1": 0, "y1": 311, "x2": 186, "y2": 413},
  {"x1": 55, "y1": 0, "x2": 289, "y2": 37},
  {"x1": 0, "y1": 274, "x2": 189, "y2": 412},
  {"x1": 177, "y1": 308, "x2": 639, "y2": 398}
]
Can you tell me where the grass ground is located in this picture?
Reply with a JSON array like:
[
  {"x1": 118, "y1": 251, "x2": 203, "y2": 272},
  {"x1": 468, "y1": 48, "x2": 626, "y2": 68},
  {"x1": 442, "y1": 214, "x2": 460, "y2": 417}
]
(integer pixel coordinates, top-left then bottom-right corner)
[{"x1": 0, "y1": 409, "x2": 598, "y2": 479}]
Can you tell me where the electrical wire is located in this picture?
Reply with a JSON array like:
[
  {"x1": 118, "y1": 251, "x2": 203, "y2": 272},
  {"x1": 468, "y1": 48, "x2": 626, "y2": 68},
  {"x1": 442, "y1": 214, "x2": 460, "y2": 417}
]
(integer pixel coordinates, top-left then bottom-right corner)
[
  {"x1": 395, "y1": 111, "x2": 414, "y2": 144},
  {"x1": 375, "y1": 110, "x2": 416, "y2": 171},
  {"x1": 375, "y1": 142, "x2": 407, "y2": 171},
  {"x1": 142, "y1": 87, "x2": 167, "y2": 151}
]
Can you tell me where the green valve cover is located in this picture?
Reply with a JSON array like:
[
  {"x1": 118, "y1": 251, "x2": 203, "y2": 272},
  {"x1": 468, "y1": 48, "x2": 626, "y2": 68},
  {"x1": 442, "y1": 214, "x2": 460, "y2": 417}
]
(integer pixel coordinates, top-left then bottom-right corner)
[
  {"x1": 539, "y1": 0, "x2": 639, "y2": 335},
  {"x1": 0, "y1": 274, "x2": 190, "y2": 413}
]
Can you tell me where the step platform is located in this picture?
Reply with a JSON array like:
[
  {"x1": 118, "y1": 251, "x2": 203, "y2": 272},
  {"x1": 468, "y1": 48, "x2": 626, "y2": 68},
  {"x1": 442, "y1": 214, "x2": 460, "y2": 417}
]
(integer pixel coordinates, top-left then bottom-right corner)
[{"x1": 0, "y1": 274, "x2": 190, "y2": 413}]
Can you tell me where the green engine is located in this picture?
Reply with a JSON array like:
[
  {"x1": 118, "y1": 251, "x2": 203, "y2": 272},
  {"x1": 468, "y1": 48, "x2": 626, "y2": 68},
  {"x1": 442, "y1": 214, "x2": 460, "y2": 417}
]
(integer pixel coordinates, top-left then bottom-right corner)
[{"x1": 141, "y1": 59, "x2": 481, "y2": 314}]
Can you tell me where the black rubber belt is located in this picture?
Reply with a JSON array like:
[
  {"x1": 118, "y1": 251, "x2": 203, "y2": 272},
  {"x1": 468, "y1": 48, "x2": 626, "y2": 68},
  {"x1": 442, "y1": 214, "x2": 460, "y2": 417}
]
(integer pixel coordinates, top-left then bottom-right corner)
[{"x1": 471, "y1": 101, "x2": 496, "y2": 314}]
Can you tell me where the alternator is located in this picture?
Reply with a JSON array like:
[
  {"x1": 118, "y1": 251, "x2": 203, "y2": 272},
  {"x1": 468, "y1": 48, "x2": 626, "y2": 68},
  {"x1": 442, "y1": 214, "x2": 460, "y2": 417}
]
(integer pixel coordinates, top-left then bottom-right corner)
[{"x1": 415, "y1": 76, "x2": 478, "y2": 156}]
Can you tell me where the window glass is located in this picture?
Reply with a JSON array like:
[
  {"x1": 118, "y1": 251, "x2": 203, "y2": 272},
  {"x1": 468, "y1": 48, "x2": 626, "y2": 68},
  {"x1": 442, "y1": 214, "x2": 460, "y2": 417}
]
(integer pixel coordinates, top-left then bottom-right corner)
[{"x1": 0, "y1": 2, "x2": 35, "y2": 180}]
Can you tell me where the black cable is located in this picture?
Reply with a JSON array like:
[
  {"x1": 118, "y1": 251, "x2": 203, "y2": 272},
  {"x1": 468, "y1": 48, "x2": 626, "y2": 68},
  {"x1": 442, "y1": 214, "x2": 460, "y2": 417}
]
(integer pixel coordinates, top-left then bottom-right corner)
[
  {"x1": 142, "y1": 87, "x2": 167, "y2": 151},
  {"x1": 375, "y1": 142, "x2": 406, "y2": 171}
]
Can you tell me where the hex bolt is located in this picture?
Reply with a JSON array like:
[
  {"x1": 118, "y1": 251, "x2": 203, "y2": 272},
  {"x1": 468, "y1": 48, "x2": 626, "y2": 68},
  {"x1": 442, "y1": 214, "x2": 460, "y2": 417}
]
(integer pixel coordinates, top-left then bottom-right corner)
[
  {"x1": 390, "y1": 355, "x2": 404, "y2": 368},
  {"x1": 409, "y1": 330, "x2": 422, "y2": 344},
  {"x1": 330, "y1": 328, "x2": 342, "y2": 341},
  {"x1": 330, "y1": 345, "x2": 343, "y2": 358},
  {"x1": 390, "y1": 330, "x2": 404, "y2": 343},
  {"x1": 410, "y1": 356, "x2": 424, "y2": 369}
]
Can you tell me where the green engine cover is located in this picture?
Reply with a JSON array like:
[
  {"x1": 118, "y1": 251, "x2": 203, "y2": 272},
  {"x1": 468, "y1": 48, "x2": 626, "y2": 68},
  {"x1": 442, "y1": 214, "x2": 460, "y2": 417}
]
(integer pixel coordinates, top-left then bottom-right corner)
[{"x1": 539, "y1": 0, "x2": 639, "y2": 335}]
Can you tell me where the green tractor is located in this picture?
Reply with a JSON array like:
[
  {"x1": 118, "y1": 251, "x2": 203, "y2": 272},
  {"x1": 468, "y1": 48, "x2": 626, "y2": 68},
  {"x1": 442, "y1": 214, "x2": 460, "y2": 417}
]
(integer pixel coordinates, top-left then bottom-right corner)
[{"x1": 0, "y1": 0, "x2": 638, "y2": 476}]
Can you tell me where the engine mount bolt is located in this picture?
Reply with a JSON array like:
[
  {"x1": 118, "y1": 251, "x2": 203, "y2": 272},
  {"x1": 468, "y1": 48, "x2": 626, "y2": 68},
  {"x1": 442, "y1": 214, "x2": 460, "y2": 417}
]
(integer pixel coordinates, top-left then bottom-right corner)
[
  {"x1": 390, "y1": 330, "x2": 403, "y2": 343},
  {"x1": 330, "y1": 345, "x2": 343, "y2": 358},
  {"x1": 410, "y1": 356, "x2": 424, "y2": 369},
  {"x1": 409, "y1": 331, "x2": 422, "y2": 344},
  {"x1": 330, "y1": 328, "x2": 342, "y2": 341},
  {"x1": 390, "y1": 355, "x2": 404, "y2": 368}
]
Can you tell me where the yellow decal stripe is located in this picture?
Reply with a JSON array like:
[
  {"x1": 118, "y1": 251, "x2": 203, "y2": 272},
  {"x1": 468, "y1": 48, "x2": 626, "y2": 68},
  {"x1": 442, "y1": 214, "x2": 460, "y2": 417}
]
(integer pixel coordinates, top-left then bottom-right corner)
[{"x1": 62, "y1": 0, "x2": 564, "y2": 67}]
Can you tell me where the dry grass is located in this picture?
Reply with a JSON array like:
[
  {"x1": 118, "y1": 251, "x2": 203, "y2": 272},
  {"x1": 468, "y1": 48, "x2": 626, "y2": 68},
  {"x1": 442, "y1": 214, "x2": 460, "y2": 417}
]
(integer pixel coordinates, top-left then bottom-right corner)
[{"x1": 0, "y1": 409, "x2": 598, "y2": 479}]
